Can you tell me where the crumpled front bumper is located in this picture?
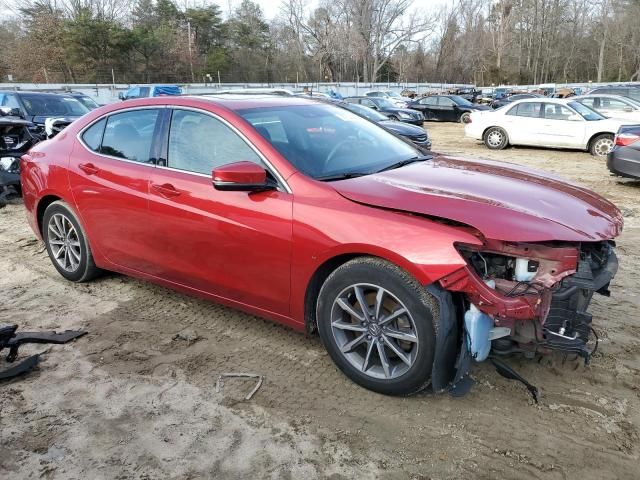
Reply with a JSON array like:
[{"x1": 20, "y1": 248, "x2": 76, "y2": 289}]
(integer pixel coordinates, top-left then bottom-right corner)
[{"x1": 437, "y1": 240, "x2": 618, "y2": 360}]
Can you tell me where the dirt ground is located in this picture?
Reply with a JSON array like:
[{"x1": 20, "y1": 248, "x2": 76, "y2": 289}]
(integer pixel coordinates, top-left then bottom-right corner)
[{"x1": 1, "y1": 122, "x2": 639, "y2": 479}]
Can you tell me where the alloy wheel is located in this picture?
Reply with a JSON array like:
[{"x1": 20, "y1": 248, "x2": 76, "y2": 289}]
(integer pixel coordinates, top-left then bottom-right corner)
[
  {"x1": 47, "y1": 213, "x2": 82, "y2": 272},
  {"x1": 330, "y1": 283, "x2": 419, "y2": 380}
]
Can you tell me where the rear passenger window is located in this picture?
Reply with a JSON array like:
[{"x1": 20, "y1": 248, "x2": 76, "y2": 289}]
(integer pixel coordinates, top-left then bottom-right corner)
[
  {"x1": 100, "y1": 109, "x2": 160, "y2": 163},
  {"x1": 81, "y1": 119, "x2": 106, "y2": 151},
  {"x1": 167, "y1": 109, "x2": 263, "y2": 175},
  {"x1": 510, "y1": 102, "x2": 542, "y2": 118}
]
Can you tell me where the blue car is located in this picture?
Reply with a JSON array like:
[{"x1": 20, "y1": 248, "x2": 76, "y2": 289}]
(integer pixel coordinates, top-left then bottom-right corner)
[{"x1": 119, "y1": 85, "x2": 182, "y2": 101}]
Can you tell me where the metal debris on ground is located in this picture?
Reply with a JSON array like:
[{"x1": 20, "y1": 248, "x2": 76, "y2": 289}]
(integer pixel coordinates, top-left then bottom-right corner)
[
  {"x1": 0, "y1": 324, "x2": 87, "y2": 382},
  {"x1": 216, "y1": 373, "x2": 264, "y2": 401}
]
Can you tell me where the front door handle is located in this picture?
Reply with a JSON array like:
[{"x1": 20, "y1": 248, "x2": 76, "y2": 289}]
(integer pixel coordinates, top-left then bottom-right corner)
[
  {"x1": 78, "y1": 163, "x2": 99, "y2": 175},
  {"x1": 151, "y1": 183, "x2": 181, "y2": 197}
]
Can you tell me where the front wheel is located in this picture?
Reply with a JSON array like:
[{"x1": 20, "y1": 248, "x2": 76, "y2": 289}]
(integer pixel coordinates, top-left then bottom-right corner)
[
  {"x1": 484, "y1": 126, "x2": 509, "y2": 150},
  {"x1": 317, "y1": 257, "x2": 437, "y2": 396},
  {"x1": 590, "y1": 134, "x2": 614, "y2": 157}
]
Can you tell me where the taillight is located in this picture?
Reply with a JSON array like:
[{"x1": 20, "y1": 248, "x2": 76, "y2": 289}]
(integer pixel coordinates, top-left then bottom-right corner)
[{"x1": 615, "y1": 132, "x2": 640, "y2": 147}]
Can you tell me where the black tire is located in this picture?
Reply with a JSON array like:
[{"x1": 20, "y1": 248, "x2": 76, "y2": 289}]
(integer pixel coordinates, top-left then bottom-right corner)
[
  {"x1": 483, "y1": 126, "x2": 509, "y2": 150},
  {"x1": 460, "y1": 112, "x2": 472, "y2": 124},
  {"x1": 42, "y1": 200, "x2": 101, "y2": 282},
  {"x1": 317, "y1": 257, "x2": 438, "y2": 396},
  {"x1": 590, "y1": 133, "x2": 614, "y2": 157}
]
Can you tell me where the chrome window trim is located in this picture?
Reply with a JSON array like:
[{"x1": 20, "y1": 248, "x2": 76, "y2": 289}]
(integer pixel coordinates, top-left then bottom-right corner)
[
  {"x1": 76, "y1": 105, "x2": 165, "y2": 169},
  {"x1": 164, "y1": 106, "x2": 292, "y2": 194}
]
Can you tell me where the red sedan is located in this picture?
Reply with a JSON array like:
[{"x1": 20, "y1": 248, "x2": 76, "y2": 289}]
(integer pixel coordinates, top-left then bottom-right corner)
[{"x1": 21, "y1": 95, "x2": 622, "y2": 396}]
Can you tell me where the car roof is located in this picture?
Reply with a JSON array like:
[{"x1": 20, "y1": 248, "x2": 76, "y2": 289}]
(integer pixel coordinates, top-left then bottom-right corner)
[
  {"x1": 184, "y1": 94, "x2": 327, "y2": 110},
  {"x1": 508, "y1": 97, "x2": 571, "y2": 104},
  {"x1": 575, "y1": 93, "x2": 633, "y2": 100},
  {"x1": 0, "y1": 91, "x2": 83, "y2": 102}
]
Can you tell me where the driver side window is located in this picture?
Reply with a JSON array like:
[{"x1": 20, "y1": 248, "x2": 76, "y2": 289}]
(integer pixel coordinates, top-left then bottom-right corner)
[
  {"x1": 167, "y1": 109, "x2": 264, "y2": 175},
  {"x1": 439, "y1": 97, "x2": 455, "y2": 107}
]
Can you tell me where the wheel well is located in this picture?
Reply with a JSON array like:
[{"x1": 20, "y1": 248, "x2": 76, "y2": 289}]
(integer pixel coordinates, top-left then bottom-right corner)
[
  {"x1": 303, "y1": 253, "x2": 363, "y2": 334},
  {"x1": 587, "y1": 132, "x2": 614, "y2": 150},
  {"x1": 36, "y1": 195, "x2": 62, "y2": 235}
]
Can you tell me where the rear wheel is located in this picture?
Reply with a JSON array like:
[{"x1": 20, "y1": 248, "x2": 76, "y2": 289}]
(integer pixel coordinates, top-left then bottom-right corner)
[
  {"x1": 484, "y1": 126, "x2": 509, "y2": 150},
  {"x1": 317, "y1": 257, "x2": 437, "y2": 396},
  {"x1": 590, "y1": 134, "x2": 614, "y2": 157},
  {"x1": 43, "y1": 201, "x2": 101, "y2": 282}
]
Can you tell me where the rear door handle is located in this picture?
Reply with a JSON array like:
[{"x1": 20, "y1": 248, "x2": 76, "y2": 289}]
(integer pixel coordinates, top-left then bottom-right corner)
[
  {"x1": 78, "y1": 163, "x2": 99, "y2": 175},
  {"x1": 151, "y1": 183, "x2": 181, "y2": 197}
]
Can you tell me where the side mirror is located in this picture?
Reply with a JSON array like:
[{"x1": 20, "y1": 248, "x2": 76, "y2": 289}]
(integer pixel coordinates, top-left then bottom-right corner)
[
  {"x1": 118, "y1": 92, "x2": 125, "y2": 100},
  {"x1": 0, "y1": 106, "x2": 22, "y2": 117},
  {"x1": 623, "y1": 106, "x2": 634, "y2": 113},
  {"x1": 567, "y1": 114, "x2": 583, "y2": 121},
  {"x1": 212, "y1": 161, "x2": 275, "y2": 192}
]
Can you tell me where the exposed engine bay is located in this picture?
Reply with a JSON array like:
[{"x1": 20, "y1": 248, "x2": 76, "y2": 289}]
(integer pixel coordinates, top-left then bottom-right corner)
[
  {"x1": 440, "y1": 239, "x2": 617, "y2": 365},
  {"x1": 0, "y1": 110, "x2": 71, "y2": 204}
]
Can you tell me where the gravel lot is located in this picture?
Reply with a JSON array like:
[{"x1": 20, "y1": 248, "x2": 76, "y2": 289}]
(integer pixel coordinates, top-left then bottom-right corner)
[{"x1": 1, "y1": 122, "x2": 639, "y2": 479}]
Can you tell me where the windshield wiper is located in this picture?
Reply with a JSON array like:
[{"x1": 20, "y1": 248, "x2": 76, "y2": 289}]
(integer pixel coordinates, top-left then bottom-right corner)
[
  {"x1": 375, "y1": 155, "x2": 431, "y2": 173},
  {"x1": 316, "y1": 172, "x2": 370, "y2": 182}
]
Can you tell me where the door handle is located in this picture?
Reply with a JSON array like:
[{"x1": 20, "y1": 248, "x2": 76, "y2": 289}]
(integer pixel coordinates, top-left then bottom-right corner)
[
  {"x1": 151, "y1": 183, "x2": 181, "y2": 197},
  {"x1": 78, "y1": 163, "x2": 99, "y2": 175}
]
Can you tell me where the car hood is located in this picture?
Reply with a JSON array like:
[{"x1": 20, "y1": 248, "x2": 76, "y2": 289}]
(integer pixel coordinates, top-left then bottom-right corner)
[
  {"x1": 331, "y1": 155, "x2": 623, "y2": 242},
  {"x1": 378, "y1": 120, "x2": 426, "y2": 135}
]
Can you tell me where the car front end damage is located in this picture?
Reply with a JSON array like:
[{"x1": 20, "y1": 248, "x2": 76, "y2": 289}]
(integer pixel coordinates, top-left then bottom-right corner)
[{"x1": 432, "y1": 238, "x2": 618, "y2": 396}]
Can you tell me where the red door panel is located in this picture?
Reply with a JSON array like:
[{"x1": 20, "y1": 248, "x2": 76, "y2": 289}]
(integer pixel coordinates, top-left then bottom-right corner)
[
  {"x1": 68, "y1": 140, "x2": 155, "y2": 271},
  {"x1": 146, "y1": 168, "x2": 293, "y2": 316}
]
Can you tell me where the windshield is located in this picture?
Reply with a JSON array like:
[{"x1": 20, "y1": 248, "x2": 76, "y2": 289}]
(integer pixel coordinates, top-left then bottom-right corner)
[
  {"x1": 238, "y1": 104, "x2": 420, "y2": 180},
  {"x1": 76, "y1": 95, "x2": 99, "y2": 109},
  {"x1": 374, "y1": 98, "x2": 396, "y2": 109},
  {"x1": 342, "y1": 103, "x2": 387, "y2": 122},
  {"x1": 568, "y1": 101, "x2": 606, "y2": 121},
  {"x1": 21, "y1": 94, "x2": 90, "y2": 117},
  {"x1": 450, "y1": 95, "x2": 473, "y2": 106}
]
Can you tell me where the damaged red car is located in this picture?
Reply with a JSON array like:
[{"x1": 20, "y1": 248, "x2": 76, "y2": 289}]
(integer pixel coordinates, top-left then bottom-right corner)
[{"x1": 20, "y1": 95, "x2": 622, "y2": 396}]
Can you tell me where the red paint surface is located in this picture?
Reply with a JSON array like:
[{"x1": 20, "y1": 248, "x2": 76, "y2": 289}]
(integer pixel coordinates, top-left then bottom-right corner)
[{"x1": 20, "y1": 96, "x2": 623, "y2": 331}]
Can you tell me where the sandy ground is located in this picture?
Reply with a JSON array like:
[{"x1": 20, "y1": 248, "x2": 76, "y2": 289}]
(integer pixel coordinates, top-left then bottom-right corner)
[{"x1": 1, "y1": 122, "x2": 639, "y2": 479}]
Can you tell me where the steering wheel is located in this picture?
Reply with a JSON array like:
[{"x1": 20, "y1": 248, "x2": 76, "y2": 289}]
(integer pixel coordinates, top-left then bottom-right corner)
[{"x1": 324, "y1": 137, "x2": 366, "y2": 172}]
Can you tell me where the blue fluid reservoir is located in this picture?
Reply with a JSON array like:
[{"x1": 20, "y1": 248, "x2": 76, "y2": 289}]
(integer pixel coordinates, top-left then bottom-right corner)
[{"x1": 464, "y1": 304, "x2": 493, "y2": 362}]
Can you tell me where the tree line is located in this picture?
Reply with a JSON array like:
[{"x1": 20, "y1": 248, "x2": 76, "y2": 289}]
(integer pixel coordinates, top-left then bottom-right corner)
[{"x1": 0, "y1": 0, "x2": 638, "y2": 86}]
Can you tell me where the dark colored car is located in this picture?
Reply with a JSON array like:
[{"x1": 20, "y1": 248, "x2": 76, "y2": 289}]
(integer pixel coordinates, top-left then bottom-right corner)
[
  {"x1": 119, "y1": 85, "x2": 182, "y2": 101},
  {"x1": 588, "y1": 86, "x2": 640, "y2": 103},
  {"x1": 344, "y1": 96, "x2": 424, "y2": 125},
  {"x1": 408, "y1": 95, "x2": 490, "y2": 123},
  {"x1": 607, "y1": 125, "x2": 640, "y2": 179},
  {"x1": 491, "y1": 93, "x2": 543, "y2": 109},
  {"x1": 453, "y1": 88, "x2": 481, "y2": 103},
  {"x1": 0, "y1": 108, "x2": 41, "y2": 200},
  {"x1": 340, "y1": 102, "x2": 431, "y2": 149},
  {"x1": 21, "y1": 95, "x2": 621, "y2": 397},
  {"x1": 0, "y1": 91, "x2": 90, "y2": 137}
]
